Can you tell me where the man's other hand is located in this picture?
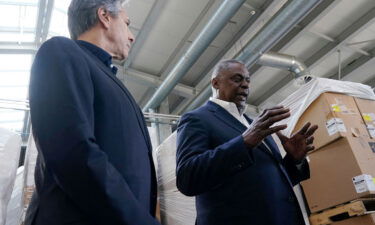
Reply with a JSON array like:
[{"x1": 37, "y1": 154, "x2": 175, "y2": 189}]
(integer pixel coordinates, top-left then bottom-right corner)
[
  {"x1": 242, "y1": 106, "x2": 290, "y2": 148},
  {"x1": 277, "y1": 122, "x2": 319, "y2": 162}
]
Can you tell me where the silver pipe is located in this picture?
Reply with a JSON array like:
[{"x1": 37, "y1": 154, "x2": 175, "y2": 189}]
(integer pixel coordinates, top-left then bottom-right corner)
[
  {"x1": 124, "y1": 0, "x2": 167, "y2": 69},
  {"x1": 149, "y1": 109, "x2": 160, "y2": 147},
  {"x1": 143, "y1": 112, "x2": 180, "y2": 120},
  {"x1": 142, "y1": 0, "x2": 246, "y2": 112},
  {"x1": 257, "y1": 52, "x2": 310, "y2": 77},
  {"x1": 182, "y1": 0, "x2": 322, "y2": 113},
  {"x1": 237, "y1": 0, "x2": 322, "y2": 67}
]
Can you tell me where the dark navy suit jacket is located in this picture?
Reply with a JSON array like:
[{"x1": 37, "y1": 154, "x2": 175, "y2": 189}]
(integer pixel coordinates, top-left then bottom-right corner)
[
  {"x1": 25, "y1": 37, "x2": 160, "y2": 225},
  {"x1": 176, "y1": 101, "x2": 309, "y2": 225}
]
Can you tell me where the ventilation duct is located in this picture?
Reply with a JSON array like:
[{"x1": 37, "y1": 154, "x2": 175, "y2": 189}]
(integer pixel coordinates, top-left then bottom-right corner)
[{"x1": 182, "y1": 0, "x2": 322, "y2": 113}]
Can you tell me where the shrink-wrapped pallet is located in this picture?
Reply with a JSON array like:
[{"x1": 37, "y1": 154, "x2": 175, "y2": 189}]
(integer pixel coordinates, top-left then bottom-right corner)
[
  {"x1": 276, "y1": 77, "x2": 375, "y2": 137},
  {"x1": 0, "y1": 128, "x2": 21, "y2": 225},
  {"x1": 5, "y1": 167, "x2": 24, "y2": 225},
  {"x1": 276, "y1": 78, "x2": 375, "y2": 213},
  {"x1": 155, "y1": 132, "x2": 196, "y2": 225}
]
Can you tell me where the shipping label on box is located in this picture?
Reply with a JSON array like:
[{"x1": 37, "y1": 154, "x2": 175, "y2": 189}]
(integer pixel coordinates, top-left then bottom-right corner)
[
  {"x1": 326, "y1": 118, "x2": 347, "y2": 136},
  {"x1": 352, "y1": 174, "x2": 375, "y2": 193},
  {"x1": 367, "y1": 125, "x2": 375, "y2": 138},
  {"x1": 362, "y1": 113, "x2": 375, "y2": 122}
]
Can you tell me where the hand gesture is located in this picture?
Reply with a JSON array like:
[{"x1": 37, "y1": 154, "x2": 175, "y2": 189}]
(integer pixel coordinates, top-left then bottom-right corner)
[
  {"x1": 242, "y1": 106, "x2": 290, "y2": 148},
  {"x1": 277, "y1": 122, "x2": 318, "y2": 162}
]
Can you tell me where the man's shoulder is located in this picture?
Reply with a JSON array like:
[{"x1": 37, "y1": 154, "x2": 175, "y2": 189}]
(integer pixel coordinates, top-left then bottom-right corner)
[
  {"x1": 39, "y1": 36, "x2": 80, "y2": 52},
  {"x1": 183, "y1": 103, "x2": 212, "y2": 117},
  {"x1": 179, "y1": 103, "x2": 214, "y2": 125}
]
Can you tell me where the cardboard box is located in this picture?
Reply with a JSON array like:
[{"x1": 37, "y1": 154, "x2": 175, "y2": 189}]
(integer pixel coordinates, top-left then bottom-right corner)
[
  {"x1": 331, "y1": 213, "x2": 375, "y2": 225},
  {"x1": 355, "y1": 98, "x2": 375, "y2": 139},
  {"x1": 294, "y1": 92, "x2": 369, "y2": 150},
  {"x1": 301, "y1": 137, "x2": 375, "y2": 213}
]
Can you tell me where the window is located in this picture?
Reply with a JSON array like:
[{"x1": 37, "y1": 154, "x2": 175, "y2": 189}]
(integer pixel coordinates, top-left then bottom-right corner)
[
  {"x1": 0, "y1": 0, "x2": 38, "y2": 43},
  {"x1": 49, "y1": 0, "x2": 70, "y2": 38},
  {"x1": 0, "y1": 54, "x2": 32, "y2": 133}
]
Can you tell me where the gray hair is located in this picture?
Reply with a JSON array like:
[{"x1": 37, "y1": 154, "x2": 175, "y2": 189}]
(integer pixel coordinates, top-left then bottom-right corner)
[
  {"x1": 211, "y1": 59, "x2": 245, "y2": 97},
  {"x1": 211, "y1": 59, "x2": 245, "y2": 79},
  {"x1": 68, "y1": 0, "x2": 128, "y2": 40}
]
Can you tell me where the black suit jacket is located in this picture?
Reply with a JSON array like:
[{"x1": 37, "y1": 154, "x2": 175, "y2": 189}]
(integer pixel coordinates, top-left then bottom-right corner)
[
  {"x1": 25, "y1": 37, "x2": 160, "y2": 225},
  {"x1": 176, "y1": 101, "x2": 309, "y2": 225}
]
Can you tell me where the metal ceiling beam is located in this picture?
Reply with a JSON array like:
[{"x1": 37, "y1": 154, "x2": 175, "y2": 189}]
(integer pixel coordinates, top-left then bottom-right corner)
[
  {"x1": 305, "y1": 8, "x2": 375, "y2": 68},
  {"x1": 303, "y1": 29, "x2": 371, "y2": 56},
  {"x1": 40, "y1": 0, "x2": 54, "y2": 43},
  {"x1": 134, "y1": 0, "x2": 216, "y2": 108},
  {"x1": 0, "y1": 27, "x2": 35, "y2": 33},
  {"x1": 0, "y1": 43, "x2": 37, "y2": 54},
  {"x1": 236, "y1": 0, "x2": 323, "y2": 66},
  {"x1": 253, "y1": 5, "x2": 375, "y2": 106},
  {"x1": 191, "y1": 0, "x2": 272, "y2": 87},
  {"x1": 327, "y1": 47, "x2": 375, "y2": 80},
  {"x1": 0, "y1": 1, "x2": 37, "y2": 6},
  {"x1": 142, "y1": 0, "x2": 247, "y2": 112},
  {"x1": 172, "y1": 0, "x2": 276, "y2": 114},
  {"x1": 123, "y1": 0, "x2": 167, "y2": 69},
  {"x1": 247, "y1": 0, "x2": 337, "y2": 75},
  {"x1": 124, "y1": 68, "x2": 198, "y2": 98},
  {"x1": 34, "y1": 0, "x2": 47, "y2": 44},
  {"x1": 182, "y1": 0, "x2": 323, "y2": 113},
  {"x1": 157, "y1": 0, "x2": 216, "y2": 77},
  {"x1": 35, "y1": 0, "x2": 54, "y2": 45}
]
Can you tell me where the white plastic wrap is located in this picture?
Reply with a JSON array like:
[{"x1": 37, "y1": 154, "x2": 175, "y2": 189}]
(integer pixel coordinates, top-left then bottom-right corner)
[
  {"x1": 5, "y1": 167, "x2": 24, "y2": 225},
  {"x1": 0, "y1": 128, "x2": 21, "y2": 225},
  {"x1": 277, "y1": 77, "x2": 375, "y2": 137},
  {"x1": 155, "y1": 132, "x2": 196, "y2": 225}
]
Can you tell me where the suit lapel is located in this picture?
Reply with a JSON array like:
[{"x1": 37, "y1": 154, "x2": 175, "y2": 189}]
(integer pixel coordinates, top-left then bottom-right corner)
[
  {"x1": 208, "y1": 102, "x2": 247, "y2": 133},
  {"x1": 243, "y1": 114, "x2": 294, "y2": 187},
  {"x1": 207, "y1": 102, "x2": 295, "y2": 188},
  {"x1": 243, "y1": 115, "x2": 282, "y2": 161},
  {"x1": 263, "y1": 136, "x2": 283, "y2": 162},
  {"x1": 80, "y1": 47, "x2": 153, "y2": 151}
]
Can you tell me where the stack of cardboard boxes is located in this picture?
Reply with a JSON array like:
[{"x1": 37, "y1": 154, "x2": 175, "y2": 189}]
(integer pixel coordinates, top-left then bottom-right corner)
[{"x1": 293, "y1": 92, "x2": 375, "y2": 225}]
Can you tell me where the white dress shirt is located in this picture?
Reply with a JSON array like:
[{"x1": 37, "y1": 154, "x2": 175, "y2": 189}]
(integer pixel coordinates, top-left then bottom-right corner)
[
  {"x1": 209, "y1": 98, "x2": 277, "y2": 156},
  {"x1": 209, "y1": 97, "x2": 303, "y2": 167},
  {"x1": 209, "y1": 97, "x2": 250, "y2": 127}
]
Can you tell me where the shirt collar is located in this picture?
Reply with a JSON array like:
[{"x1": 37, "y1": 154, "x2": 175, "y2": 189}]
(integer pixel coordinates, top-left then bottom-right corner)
[
  {"x1": 76, "y1": 40, "x2": 118, "y2": 75},
  {"x1": 209, "y1": 97, "x2": 248, "y2": 116}
]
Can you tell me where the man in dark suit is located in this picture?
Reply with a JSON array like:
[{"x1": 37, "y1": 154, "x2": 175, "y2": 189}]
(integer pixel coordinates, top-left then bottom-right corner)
[
  {"x1": 25, "y1": 0, "x2": 160, "y2": 224},
  {"x1": 176, "y1": 59, "x2": 318, "y2": 225}
]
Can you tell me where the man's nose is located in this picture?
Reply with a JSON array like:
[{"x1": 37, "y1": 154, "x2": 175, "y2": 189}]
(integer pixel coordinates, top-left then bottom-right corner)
[
  {"x1": 129, "y1": 30, "x2": 135, "y2": 43},
  {"x1": 240, "y1": 80, "x2": 250, "y2": 88}
]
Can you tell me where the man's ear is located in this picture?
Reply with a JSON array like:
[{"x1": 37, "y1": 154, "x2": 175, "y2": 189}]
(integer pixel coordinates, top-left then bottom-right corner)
[
  {"x1": 97, "y1": 7, "x2": 111, "y2": 29},
  {"x1": 211, "y1": 77, "x2": 220, "y2": 90}
]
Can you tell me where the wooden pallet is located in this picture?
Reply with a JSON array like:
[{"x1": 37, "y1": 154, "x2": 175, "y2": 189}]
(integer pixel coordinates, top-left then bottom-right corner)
[{"x1": 309, "y1": 198, "x2": 375, "y2": 225}]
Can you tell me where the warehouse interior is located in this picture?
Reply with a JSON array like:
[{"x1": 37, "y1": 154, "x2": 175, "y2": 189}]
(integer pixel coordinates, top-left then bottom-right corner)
[
  {"x1": 1, "y1": 0, "x2": 375, "y2": 224},
  {"x1": 2, "y1": 0, "x2": 375, "y2": 143}
]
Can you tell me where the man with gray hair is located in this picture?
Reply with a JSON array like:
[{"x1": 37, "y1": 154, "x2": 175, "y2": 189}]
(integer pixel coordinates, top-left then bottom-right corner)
[
  {"x1": 176, "y1": 59, "x2": 318, "y2": 225},
  {"x1": 25, "y1": 0, "x2": 160, "y2": 224}
]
